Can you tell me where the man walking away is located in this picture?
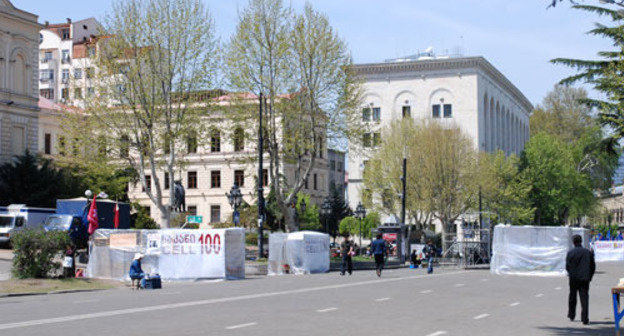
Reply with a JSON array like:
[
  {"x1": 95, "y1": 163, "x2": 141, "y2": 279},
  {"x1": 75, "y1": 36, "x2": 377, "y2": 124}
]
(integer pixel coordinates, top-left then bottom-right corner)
[
  {"x1": 566, "y1": 234, "x2": 596, "y2": 325},
  {"x1": 340, "y1": 234, "x2": 354, "y2": 275},
  {"x1": 423, "y1": 240, "x2": 437, "y2": 274},
  {"x1": 371, "y1": 233, "x2": 386, "y2": 277}
]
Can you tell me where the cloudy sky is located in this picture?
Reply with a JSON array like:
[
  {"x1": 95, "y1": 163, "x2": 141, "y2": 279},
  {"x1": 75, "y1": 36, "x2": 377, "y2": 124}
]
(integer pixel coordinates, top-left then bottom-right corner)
[{"x1": 15, "y1": 0, "x2": 614, "y2": 106}]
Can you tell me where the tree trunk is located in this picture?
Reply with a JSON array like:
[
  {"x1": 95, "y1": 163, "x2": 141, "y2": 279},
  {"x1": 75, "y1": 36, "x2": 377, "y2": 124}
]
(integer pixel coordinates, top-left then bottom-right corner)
[{"x1": 283, "y1": 206, "x2": 297, "y2": 232}]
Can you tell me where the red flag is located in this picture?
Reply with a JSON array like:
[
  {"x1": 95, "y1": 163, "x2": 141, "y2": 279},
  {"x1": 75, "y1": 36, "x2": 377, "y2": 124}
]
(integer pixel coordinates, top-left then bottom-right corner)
[
  {"x1": 114, "y1": 201, "x2": 120, "y2": 229},
  {"x1": 87, "y1": 195, "x2": 99, "y2": 234}
]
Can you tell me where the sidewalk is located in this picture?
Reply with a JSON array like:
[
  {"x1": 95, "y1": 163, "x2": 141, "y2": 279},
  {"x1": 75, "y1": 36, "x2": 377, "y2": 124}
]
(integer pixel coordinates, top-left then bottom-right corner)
[{"x1": 0, "y1": 249, "x2": 12, "y2": 262}]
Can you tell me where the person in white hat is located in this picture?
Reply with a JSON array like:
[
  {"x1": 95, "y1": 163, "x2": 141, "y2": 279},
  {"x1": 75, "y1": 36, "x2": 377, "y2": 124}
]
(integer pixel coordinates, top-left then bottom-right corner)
[{"x1": 129, "y1": 253, "x2": 144, "y2": 289}]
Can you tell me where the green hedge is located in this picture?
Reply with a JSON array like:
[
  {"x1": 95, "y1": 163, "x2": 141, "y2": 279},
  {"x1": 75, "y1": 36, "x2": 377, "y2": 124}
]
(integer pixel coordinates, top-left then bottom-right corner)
[{"x1": 11, "y1": 228, "x2": 70, "y2": 279}]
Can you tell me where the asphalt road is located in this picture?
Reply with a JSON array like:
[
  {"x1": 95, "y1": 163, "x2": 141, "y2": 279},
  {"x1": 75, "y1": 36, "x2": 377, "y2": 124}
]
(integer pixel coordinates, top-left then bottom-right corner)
[{"x1": 0, "y1": 262, "x2": 621, "y2": 336}]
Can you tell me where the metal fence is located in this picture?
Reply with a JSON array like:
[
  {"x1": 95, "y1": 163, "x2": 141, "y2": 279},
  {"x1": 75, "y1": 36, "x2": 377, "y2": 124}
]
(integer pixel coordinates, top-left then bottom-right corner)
[{"x1": 441, "y1": 229, "x2": 491, "y2": 269}]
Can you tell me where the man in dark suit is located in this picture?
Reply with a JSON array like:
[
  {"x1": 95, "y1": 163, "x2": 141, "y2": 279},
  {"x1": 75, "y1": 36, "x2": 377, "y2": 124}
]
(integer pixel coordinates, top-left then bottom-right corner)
[{"x1": 566, "y1": 234, "x2": 596, "y2": 325}]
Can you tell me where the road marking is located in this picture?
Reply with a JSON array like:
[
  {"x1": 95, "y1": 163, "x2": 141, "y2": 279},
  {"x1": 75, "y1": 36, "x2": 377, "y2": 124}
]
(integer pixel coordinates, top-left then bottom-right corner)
[
  {"x1": 317, "y1": 307, "x2": 338, "y2": 313},
  {"x1": 225, "y1": 322, "x2": 257, "y2": 330},
  {"x1": 160, "y1": 291, "x2": 181, "y2": 295},
  {"x1": 555, "y1": 287, "x2": 562, "y2": 290},
  {"x1": 535, "y1": 293, "x2": 544, "y2": 298},
  {"x1": 420, "y1": 289, "x2": 433, "y2": 294},
  {"x1": 0, "y1": 270, "x2": 468, "y2": 331},
  {"x1": 474, "y1": 314, "x2": 490, "y2": 320},
  {"x1": 454, "y1": 283, "x2": 465, "y2": 287},
  {"x1": 73, "y1": 299, "x2": 99, "y2": 304},
  {"x1": 426, "y1": 331, "x2": 447, "y2": 336},
  {"x1": 375, "y1": 297, "x2": 391, "y2": 302},
  {"x1": 509, "y1": 302, "x2": 520, "y2": 307}
]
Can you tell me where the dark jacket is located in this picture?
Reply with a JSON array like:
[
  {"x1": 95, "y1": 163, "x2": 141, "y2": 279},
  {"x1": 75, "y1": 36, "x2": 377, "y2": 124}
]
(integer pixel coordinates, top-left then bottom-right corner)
[
  {"x1": 370, "y1": 239, "x2": 386, "y2": 255},
  {"x1": 423, "y1": 244, "x2": 437, "y2": 258},
  {"x1": 566, "y1": 246, "x2": 595, "y2": 282},
  {"x1": 129, "y1": 260, "x2": 144, "y2": 279}
]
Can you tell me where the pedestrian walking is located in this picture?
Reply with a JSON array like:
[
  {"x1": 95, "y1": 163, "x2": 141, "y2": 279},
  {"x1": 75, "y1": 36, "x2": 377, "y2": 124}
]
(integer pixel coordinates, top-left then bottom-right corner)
[
  {"x1": 566, "y1": 234, "x2": 595, "y2": 325},
  {"x1": 422, "y1": 240, "x2": 437, "y2": 274},
  {"x1": 370, "y1": 233, "x2": 386, "y2": 277},
  {"x1": 340, "y1": 234, "x2": 354, "y2": 275}
]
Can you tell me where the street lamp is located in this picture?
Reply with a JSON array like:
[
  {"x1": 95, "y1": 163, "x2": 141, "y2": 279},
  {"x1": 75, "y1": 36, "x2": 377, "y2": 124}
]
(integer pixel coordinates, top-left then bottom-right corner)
[
  {"x1": 321, "y1": 197, "x2": 332, "y2": 234},
  {"x1": 354, "y1": 202, "x2": 366, "y2": 252},
  {"x1": 227, "y1": 184, "x2": 243, "y2": 227}
]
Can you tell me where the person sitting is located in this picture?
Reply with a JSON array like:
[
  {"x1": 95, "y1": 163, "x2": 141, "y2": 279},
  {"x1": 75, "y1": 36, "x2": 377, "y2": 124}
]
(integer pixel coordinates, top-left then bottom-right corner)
[{"x1": 129, "y1": 253, "x2": 145, "y2": 289}]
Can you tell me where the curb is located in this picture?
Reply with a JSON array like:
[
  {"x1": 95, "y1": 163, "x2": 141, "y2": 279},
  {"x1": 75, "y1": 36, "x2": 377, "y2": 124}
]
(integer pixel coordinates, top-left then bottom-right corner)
[
  {"x1": 0, "y1": 288, "x2": 108, "y2": 298},
  {"x1": 0, "y1": 257, "x2": 12, "y2": 262}
]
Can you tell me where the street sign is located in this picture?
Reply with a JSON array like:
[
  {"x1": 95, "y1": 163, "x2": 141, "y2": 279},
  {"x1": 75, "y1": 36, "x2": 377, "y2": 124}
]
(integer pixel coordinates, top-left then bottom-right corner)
[
  {"x1": 187, "y1": 215, "x2": 203, "y2": 224},
  {"x1": 233, "y1": 211, "x2": 240, "y2": 225}
]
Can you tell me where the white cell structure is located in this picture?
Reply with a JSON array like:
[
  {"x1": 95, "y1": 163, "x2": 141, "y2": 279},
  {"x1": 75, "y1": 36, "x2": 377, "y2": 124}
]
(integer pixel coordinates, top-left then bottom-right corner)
[
  {"x1": 0, "y1": 0, "x2": 41, "y2": 163},
  {"x1": 347, "y1": 55, "x2": 533, "y2": 210}
]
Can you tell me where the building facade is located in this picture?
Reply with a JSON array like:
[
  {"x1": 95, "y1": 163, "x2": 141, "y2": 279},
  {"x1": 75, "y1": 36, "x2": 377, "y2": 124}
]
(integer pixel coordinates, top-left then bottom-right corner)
[
  {"x1": 327, "y1": 149, "x2": 346, "y2": 200},
  {"x1": 0, "y1": 0, "x2": 41, "y2": 163},
  {"x1": 39, "y1": 18, "x2": 101, "y2": 106},
  {"x1": 127, "y1": 94, "x2": 331, "y2": 227},
  {"x1": 347, "y1": 55, "x2": 533, "y2": 212}
]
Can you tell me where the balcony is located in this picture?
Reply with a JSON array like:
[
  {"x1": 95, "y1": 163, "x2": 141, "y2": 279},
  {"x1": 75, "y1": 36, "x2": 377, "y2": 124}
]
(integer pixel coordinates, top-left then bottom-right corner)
[
  {"x1": 39, "y1": 78, "x2": 51, "y2": 83},
  {"x1": 61, "y1": 57, "x2": 71, "y2": 64}
]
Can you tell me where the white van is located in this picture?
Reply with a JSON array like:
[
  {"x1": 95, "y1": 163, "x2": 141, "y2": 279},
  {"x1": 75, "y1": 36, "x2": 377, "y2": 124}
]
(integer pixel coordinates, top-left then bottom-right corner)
[{"x1": 0, "y1": 204, "x2": 56, "y2": 245}]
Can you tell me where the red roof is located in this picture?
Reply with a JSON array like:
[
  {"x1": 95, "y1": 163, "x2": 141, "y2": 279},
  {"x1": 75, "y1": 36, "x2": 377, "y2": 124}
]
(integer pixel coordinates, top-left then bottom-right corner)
[{"x1": 38, "y1": 97, "x2": 83, "y2": 113}]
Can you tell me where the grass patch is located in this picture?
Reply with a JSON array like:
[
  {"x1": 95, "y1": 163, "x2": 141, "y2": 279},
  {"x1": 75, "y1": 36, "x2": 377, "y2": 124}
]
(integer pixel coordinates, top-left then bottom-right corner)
[
  {"x1": 331, "y1": 255, "x2": 371, "y2": 263},
  {"x1": 0, "y1": 278, "x2": 119, "y2": 295}
]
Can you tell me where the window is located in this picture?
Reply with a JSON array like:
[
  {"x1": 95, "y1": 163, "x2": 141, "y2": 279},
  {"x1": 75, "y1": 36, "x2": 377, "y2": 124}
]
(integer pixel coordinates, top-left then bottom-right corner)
[
  {"x1": 87, "y1": 87, "x2": 94, "y2": 97},
  {"x1": 330, "y1": 160, "x2": 336, "y2": 170},
  {"x1": 58, "y1": 136, "x2": 66, "y2": 156},
  {"x1": 40, "y1": 89, "x2": 54, "y2": 100},
  {"x1": 39, "y1": 70, "x2": 53, "y2": 81},
  {"x1": 210, "y1": 129, "x2": 221, "y2": 152},
  {"x1": 187, "y1": 134, "x2": 197, "y2": 153},
  {"x1": 143, "y1": 175, "x2": 151, "y2": 192},
  {"x1": 372, "y1": 107, "x2": 381, "y2": 121},
  {"x1": 262, "y1": 169, "x2": 269, "y2": 187},
  {"x1": 187, "y1": 171, "x2": 198, "y2": 189},
  {"x1": 87, "y1": 46, "x2": 96, "y2": 57},
  {"x1": 61, "y1": 28, "x2": 70, "y2": 40},
  {"x1": 210, "y1": 205, "x2": 221, "y2": 223},
  {"x1": 43, "y1": 51, "x2": 52, "y2": 61},
  {"x1": 62, "y1": 69, "x2": 70, "y2": 84},
  {"x1": 164, "y1": 173, "x2": 170, "y2": 190},
  {"x1": 337, "y1": 161, "x2": 343, "y2": 172},
  {"x1": 144, "y1": 207, "x2": 151, "y2": 217},
  {"x1": 74, "y1": 88, "x2": 82, "y2": 99},
  {"x1": 44, "y1": 133, "x2": 51, "y2": 155},
  {"x1": 61, "y1": 49, "x2": 70, "y2": 63},
  {"x1": 119, "y1": 135, "x2": 130, "y2": 158},
  {"x1": 402, "y1": 106, "x2": 411, "y2": 118},
  {"x1": 72, "y1": 137, "x2": 80, "y2": 156},
  {"x1": 234, "y1": 170, "x2": 244, "y2": 187},
  {"x1": 362, "y1": 107, "x2": 371, "y2": 121},
  {"x1": 363, "y1": 133, "x2": 372, "y2": 148},
  {"x1": 443, "y1": 104, "x2": 452, "y2": 118},
  {"x1": 432, "y1": 104, "x2": 441, "y2": 118},
  {"x1": 211, "y1": 170, "x2": 221, "y2": 188},
  {"x1": 304, "y1": 177, "x2": 308, "y2": 189},
  {"x1": 314, "y1": 174, "x2": 318, "y2": 190},
  {"x1": 86, "y1": 68, "x2": 94, "y2": 79},
  {"x1": 187, "y1": 206, "x2": 197, "y2": 216},
  {"x1": 373, "y1": 133, "x2": 381, "y2": 147},
  {"x1": 74, "y1": 68, "x2": 82, "y2": 79},
  {"x1": 233, "y1": 128, "x2": 244, "y2": 152}
]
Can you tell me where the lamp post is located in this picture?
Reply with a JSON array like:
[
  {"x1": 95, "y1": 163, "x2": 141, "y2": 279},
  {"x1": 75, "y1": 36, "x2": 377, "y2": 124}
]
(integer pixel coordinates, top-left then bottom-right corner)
[
  {"x1": 257, "y1": 92, "x2": 265, "y2": 258},
  {"x1": 354, "y1": 202, "x2": 366, "y2": 252},
  {"x1": 227, "y1": 184, "x2": 243, "y2": 227},
  {"x1": 321, "y1": 197, "x2": 332, "y2": 234}
]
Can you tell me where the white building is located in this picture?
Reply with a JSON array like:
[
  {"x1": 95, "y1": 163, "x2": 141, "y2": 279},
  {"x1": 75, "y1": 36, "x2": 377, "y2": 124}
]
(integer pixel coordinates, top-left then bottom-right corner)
[
  {"x1": 347, "y1": 54, "x2": 533, "y2": 211},
  {"x1": 38, "y1": 18, "x2": 101, "y2": 106},
  {"x1": 0, "y1": 0, "x2": 41, "y2": 163}
]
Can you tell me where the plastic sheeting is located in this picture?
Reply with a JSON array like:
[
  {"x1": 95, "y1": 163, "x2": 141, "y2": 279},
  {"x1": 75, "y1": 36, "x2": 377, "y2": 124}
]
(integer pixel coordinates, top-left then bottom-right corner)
[
  {"x1": 593, "y1": 241, "x2": 624, "y2": 262},
  {"x1": 491, "y1": 225, "x2": 572, "y2": 277},
  {"x1": 86, "y1": 228, "x2": 245, "y2": 280},
  {"x1": 268, "y1": 231, "x2": 330, "y2": 275}
]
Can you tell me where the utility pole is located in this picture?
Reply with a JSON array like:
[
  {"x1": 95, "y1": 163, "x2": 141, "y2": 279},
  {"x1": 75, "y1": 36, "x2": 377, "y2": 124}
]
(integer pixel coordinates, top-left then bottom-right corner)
[
  {"x1": 257, "y1": 92, "x2": 265, "y2": 259},
  {"x1": 400, "y1": 157, "x2": 407, "y2": 263}
]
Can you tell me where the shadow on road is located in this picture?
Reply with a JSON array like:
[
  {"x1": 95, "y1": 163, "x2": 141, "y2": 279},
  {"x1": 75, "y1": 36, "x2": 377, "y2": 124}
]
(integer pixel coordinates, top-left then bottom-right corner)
[{"x1": 537, "y1": 321, "x2": 613, "y2": 335}]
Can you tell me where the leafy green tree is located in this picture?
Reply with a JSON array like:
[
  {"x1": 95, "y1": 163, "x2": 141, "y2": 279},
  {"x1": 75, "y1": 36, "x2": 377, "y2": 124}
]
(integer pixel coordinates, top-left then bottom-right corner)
[
  {"x1": 0, "y1": 152, "x2": 84, "y2": 207},
  {"x1": 226, "y1": 0, "x2": 363, "y2": 232},
  {"x1": 326, "y1": 184, "x2": 350, "y2": 237},
  {"x1": 338, "y1": 212, "x2": 379, "y2": 239},
  {"x1": 339, "y1": 216, "x2": 357, "y2": 236},
  {"x1": 296, "y1": 193, "x2": 321, "y2": 231},
  {"x1": 519, "y1": 133, "x2": 595, "y2": 225}
]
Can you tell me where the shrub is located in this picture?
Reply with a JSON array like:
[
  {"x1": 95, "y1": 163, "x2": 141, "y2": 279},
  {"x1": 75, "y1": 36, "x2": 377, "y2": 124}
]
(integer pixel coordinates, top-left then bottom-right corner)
[
  {"x1": 131, "y1": 202, "x2": 159, "y2": 229},
  {"x1": 11, "y1": 228, "x2": 70, "y2": 279},
  {"x1": 246, "y1": 232, "x2": 258, "y2": 245}
]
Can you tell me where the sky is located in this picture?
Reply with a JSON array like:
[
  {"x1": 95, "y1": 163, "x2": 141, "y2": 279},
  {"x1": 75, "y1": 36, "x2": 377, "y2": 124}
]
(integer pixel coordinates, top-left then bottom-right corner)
[{"x1": 13, "y1": 0, "x2": 615, "y2": 106}]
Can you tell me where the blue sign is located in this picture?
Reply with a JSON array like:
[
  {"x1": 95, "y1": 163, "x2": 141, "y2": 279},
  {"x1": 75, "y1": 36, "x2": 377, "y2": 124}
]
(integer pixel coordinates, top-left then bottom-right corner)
[
  {"x1": 186, "y1": 215, "x2": 203, "y2": 224},
  {"x1": 233, "y1": 211, "x2": 240, "y2": 225}
]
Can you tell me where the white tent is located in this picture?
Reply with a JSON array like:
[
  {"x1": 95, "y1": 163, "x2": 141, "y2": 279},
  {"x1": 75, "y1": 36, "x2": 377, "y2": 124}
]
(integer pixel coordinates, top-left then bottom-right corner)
[
  {"x1": 86, "y1": 228, "x2": 245, "y2": 280},
  {"x1": 268, "y1": 231, "x2": 330, "y2": 275},
  {"x1": 491, "y1": 225, "x2": 572, "y2": 277}
]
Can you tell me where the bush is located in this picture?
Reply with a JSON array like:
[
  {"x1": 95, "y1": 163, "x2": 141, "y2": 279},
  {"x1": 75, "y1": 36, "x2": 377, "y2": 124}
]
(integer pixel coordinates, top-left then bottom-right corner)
[
  {"x1": 12, "y1": 228, "x2": 70, "y2": 279},
  {"x1": 246, "y1": 232, "x2": 258, "y2": 245},
  {"x1": 131, "y1": 202, "x2": 159, "y2": 229}
]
